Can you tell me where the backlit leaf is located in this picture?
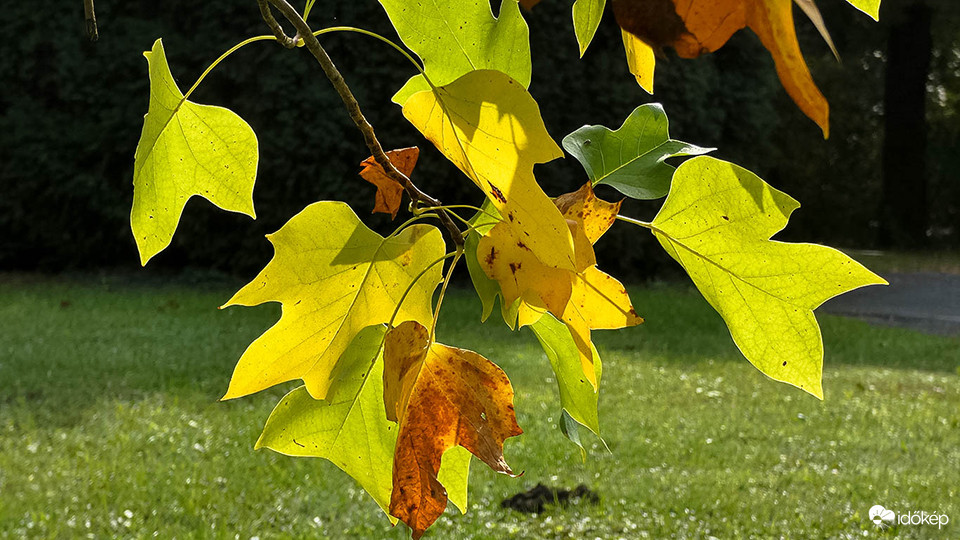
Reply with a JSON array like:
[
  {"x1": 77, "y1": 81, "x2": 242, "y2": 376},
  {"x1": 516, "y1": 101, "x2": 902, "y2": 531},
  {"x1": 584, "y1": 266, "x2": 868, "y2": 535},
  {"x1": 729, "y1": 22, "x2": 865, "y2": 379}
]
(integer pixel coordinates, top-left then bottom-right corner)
[
  {"x1": 383, "y1": 321, "x2": 522, "y2": 539},
  {"x1": 612, "y1": 0, "x2": 830, "y2": 136},
  {"x1": 650, "y1": 157, "x2": 887, "y2": 398},
  {"x1": 403, "y1": 69, "x2": 577, "y2": 272},
  {"x1": 256, "y1": 325, "x2": 471, "y2": 519},
  {"x1": 359, "y1": 147, "x2": 418, "y2": 219},
  {"x1": 131, "y1": 39, "x2": 258, "y2": 265},
  {"x1": 221, "y1": 201, "x2": 445, "y2": 400},
  {"x1": 845, "y1": 0, "x2": 880, "y2": 21},
  {"x1": 529, "y1": 312, "x2": 605, "y2": 455},
  {"x1": 573, "y1": 0, "x2": 607, "y2": 57},
  {"x1": 380, "y1": 0, "x2": 531, "y2": 105},
  {"x1": 478, "y1": 183, "x2": 642, "y2": 387},
  {"x1": 621, "y1": 29, "x2": 656, "y2": 93},
  {"x1": 563, "y1": 104, "x2": 712, "y2": 200}
]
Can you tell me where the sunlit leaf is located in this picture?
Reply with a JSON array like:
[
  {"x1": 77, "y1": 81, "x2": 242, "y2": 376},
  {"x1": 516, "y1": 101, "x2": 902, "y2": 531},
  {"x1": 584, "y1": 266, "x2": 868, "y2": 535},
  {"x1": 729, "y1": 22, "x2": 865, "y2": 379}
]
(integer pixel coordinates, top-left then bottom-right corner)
[
  {"x1": 529, "y1": 312, "x2": 606, "y2": 455},
  {"x1": 563, "y1": 104, "x2": 712, "y2": 200},
  {"x1": 650, "y1": 157, "x2": 887, "y2": 398},
  {"x1": 380, "y1": 0, "x2": 531, "y2": 104},
  {"x1": 845, "y1": 0, "x2": 880, "y2": 21},
  {"x1": 256, "y1": 325, "x2": 471, "y2": 519},
  {"x1": 621, "y1": 29, "x2": 656, "y2": 93},
  {"x1": 478, "y1": 183, "x2": 642, "y2": 387},
  {"x1": 383, "y1": 321, "x2": 522, "y2": 539},
  {"x1": 221, "y1": 201, "x2": 444, "y2": 400},
  {"x1": 573, "y1": 0, "x2": 607, "y2": 57},
  {"x1": 132, "y1": 39, "x2": 257, "y2": 265},
  {"x1": 403, "y1": 69, "x2": 576, "y2": 272}
]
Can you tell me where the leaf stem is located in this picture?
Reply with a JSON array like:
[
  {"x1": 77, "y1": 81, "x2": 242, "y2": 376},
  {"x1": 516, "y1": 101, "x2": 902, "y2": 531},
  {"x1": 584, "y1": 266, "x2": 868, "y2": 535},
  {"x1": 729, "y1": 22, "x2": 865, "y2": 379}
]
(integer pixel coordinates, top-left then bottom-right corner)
[
  {"x1": 260, "y1": 0, "x2": 465, "y2": 247},
  {"x1": 388, "y1": 251, "x2": 459, "y2": 330},
  {"x1": 184, "y1": 35, "x2": 277, "y2": 100},
  {"x1": 430, "y1": 249, "x2": 464, "y2": 342},
  {"x1": 615, "y1": 214, "x2": 658, "y2": 232},
  {"x1": 315, "y1": 27, "x2": 424, "y2": 75}
]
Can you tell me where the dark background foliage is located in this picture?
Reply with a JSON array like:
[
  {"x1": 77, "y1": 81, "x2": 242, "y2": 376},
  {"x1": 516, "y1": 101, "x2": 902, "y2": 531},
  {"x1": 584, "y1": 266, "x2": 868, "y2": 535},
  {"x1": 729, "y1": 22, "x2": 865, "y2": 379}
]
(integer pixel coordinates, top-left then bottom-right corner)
[{"x1": 2, "y1": 0, "x2": 958, "y2": 279}]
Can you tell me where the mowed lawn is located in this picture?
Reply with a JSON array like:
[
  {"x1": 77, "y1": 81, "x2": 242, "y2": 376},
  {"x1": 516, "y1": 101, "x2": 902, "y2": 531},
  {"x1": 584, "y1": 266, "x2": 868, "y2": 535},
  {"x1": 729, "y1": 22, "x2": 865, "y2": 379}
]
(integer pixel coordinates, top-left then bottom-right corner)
[{"x1": 1, "y1": 275, "x2": 957, "y2": 539}]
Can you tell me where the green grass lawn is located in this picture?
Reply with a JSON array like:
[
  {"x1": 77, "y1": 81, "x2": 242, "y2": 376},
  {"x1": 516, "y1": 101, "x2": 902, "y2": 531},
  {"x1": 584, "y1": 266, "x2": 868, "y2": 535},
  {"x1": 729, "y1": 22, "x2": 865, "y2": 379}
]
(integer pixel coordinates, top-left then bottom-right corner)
[{"x1": 1, "y1": 275, "x2": 957, "y2": 539}]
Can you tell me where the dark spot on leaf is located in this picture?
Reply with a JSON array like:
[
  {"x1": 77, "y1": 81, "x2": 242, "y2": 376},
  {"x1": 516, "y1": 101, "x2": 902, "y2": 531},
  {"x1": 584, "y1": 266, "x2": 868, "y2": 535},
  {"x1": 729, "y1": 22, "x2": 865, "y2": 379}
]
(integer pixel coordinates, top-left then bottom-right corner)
[
  {"x1": 485, "y1": 247, "x2": 497, "y2": 266},
  {"x1": 488, "y1": 182, "x2": 506, "y2": 204},
  {"x1": 721, "y1": 215, "x2": 729, "y2": 221},
  {"x1": 509, "y1": 262, "x2": 521, "y2": 274},
  {"x1": 783, "y1": 361, "x2": 788, "y2": 366},
  {"x1": 516, "y1": 241, "x2": 529, "y2": 251}
]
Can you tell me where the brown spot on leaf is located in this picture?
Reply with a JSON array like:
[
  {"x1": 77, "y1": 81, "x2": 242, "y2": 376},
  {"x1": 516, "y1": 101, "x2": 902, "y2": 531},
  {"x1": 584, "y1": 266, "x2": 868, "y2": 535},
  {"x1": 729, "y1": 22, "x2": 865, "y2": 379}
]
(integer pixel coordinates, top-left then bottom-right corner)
[{"x1": 488, "y1": 182, "x2": 507, "y2": 204}]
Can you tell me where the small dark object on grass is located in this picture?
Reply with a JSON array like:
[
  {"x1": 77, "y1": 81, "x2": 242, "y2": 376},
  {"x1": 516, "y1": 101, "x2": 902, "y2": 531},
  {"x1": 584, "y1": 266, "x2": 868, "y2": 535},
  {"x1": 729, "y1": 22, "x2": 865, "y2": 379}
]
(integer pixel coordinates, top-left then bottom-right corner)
[{"x1": 501, "y1": 483, "x2": 600, "y2": 514}]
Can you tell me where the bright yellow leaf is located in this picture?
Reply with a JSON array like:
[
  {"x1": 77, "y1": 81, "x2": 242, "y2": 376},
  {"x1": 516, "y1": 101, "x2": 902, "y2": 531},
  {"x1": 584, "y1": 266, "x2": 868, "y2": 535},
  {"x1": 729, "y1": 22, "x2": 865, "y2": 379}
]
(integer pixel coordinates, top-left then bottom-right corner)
[
  {"x1": 221, "y1": 201, "x2": 445, "y2": 400},
  {"x1": 621, "y1": 29, "x2": 655, "y2": 94},
  {"x1": 402, "y1": 69, "x2": 577, "y2": 272}
]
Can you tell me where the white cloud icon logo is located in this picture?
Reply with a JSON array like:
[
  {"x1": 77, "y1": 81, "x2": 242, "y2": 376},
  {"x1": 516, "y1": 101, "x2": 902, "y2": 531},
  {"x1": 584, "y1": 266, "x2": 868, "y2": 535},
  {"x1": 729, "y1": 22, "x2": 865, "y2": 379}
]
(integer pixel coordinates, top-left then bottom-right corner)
[{"x1": 870, "y1": 505, "x2": 895, "y2": 527}]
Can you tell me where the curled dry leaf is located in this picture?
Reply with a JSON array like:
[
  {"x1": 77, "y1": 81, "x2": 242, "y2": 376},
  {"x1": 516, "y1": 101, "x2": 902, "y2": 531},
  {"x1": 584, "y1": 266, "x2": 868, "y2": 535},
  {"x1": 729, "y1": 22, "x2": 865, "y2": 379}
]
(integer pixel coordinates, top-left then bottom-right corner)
[
  {"x1": 383, "y1": 321, "x2": 522, "y2": 539},
  {"x1": 359, "y1": 147, "x2": 419, "y2": 220}
]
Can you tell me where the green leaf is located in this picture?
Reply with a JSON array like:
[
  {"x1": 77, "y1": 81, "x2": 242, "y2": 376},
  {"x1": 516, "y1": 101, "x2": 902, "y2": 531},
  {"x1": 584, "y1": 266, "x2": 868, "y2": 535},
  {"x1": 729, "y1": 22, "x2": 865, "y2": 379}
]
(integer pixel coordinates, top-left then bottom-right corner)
[
  {"x1": 256, "y1": 325, "x2": 471, "y2": 519},
  {"x1": 572, "y1": 0, "x2": 606, "y2": 57},
  {"x1": 844, "y1": 0, "x2": 880, "y2": 21},
  {"x1": 562, "y1": 104, "x2": 711, "y2": 200},
  {"x1": 529, "y1": 312, "x2": 604, "y2": 450},
  {"x1": 650, "y1": 157, "x2": 887, "y2": 398},
  {"x1": 379, "y1": 0, "x2": 531, "y2": 104},
  {"x1": 221, "y1": 201, "x2": 445, "y2": 401},
  {"x1": 132, "y1": 39, "x2": 258, "y2": 266},
  {"x1": 256, "y1": 325, "x2": 395, "y2": 517}
]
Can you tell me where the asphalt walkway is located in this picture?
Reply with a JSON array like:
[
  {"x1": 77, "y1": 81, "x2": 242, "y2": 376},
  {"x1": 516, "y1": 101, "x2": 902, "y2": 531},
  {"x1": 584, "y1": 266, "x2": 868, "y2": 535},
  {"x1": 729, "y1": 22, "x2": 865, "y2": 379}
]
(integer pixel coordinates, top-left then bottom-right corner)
[{"x1": 820, "y1": 272, "x2": 960, "y2": 336}]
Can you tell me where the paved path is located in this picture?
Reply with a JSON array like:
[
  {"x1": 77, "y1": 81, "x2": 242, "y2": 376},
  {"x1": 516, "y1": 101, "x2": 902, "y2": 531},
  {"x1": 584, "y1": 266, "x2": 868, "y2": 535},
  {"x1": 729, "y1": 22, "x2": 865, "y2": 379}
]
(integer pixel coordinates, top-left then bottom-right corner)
[{"x1": 820, "y1": 272, "x2": 960, "y2": 336}]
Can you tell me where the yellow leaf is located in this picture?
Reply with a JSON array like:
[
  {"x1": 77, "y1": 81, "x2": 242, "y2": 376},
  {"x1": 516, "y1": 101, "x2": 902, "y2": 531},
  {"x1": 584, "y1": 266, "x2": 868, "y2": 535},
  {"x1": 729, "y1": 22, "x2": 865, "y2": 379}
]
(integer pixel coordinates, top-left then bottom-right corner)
[
  {"x1": 221, "y1": 201, "x2": 445, "y2": 400},
  {"x1": 478, "y1": 183, "x2": 642, "y2": 387},
  {"x1": 651, "y1": 157, "x2": 887, "y2": 398},
  {"x1": 621, "y1": 29, "x2": 655, "y2": 93},
  {"x1": 402, "y1": 70, "x2": 577, "y2": 272},
  {"x1": 383, "y1": 321, "x2": 522, "y2": 539}
]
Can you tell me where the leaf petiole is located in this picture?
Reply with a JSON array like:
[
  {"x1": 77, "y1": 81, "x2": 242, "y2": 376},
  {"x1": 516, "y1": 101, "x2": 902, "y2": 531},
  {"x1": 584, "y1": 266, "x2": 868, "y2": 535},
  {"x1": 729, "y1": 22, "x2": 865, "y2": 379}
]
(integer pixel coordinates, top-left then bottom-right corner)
[
  {"x1": 429, "y1": 249, "x2": 464, "y2": 342},
  {"x1": 615, "y1": 214, "x2": 658, "y2": 232},
  {"x1": 388, "y1": 251, "x2": 459, "y2": 330}
]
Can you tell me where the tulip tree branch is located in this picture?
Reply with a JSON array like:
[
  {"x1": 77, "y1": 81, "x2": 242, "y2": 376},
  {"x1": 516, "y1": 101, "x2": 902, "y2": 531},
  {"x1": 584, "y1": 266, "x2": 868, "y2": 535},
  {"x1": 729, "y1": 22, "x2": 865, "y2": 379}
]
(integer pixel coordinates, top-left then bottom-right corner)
[{"x1": 259, "y1": 0, "x2": 465, "y2": 247}]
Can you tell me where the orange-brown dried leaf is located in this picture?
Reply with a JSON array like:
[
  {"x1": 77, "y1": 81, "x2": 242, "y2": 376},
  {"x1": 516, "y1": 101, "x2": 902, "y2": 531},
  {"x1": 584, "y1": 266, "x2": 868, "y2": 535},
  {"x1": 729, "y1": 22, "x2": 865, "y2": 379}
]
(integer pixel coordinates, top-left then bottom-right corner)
[
  {"x1": 612, "y1": 0, "x2": 829, "y2": 136},
  {"x1": 519, "y1": 0, "x2": 542, "y2": 9},
  {"x1": 359, "y1": 147, "x2": 419, "y2": 219},
  {"x1": 383, "y1": 321, "x2": 523, "y2": 539}
]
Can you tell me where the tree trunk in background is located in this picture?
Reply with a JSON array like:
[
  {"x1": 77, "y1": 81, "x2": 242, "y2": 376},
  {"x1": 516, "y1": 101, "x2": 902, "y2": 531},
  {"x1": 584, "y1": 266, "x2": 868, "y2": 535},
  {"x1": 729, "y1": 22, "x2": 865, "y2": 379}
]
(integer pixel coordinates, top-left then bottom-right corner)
[{"x1": 879, "y1": 1, "x2": 933, "y2": 248}]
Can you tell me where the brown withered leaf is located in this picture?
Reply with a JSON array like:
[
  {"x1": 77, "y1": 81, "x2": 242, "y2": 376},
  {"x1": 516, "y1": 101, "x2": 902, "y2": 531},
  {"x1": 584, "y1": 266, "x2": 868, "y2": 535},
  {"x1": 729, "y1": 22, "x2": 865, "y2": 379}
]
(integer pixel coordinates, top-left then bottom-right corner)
[
  {"x1": 359, "y1": 147, "x2": 419, "y2": 220},
  {"x1": 519, "y1": 0, "x2": 542, "y2": 9},
  {"x1": 478, "y1": 183, "x2": 641, "y2": 388},
  {"x1": 383, "y1": 321, "x2": 523, "y2": 539},
  {"x1": 612, "y1": 0, "x2": 830, "y2": 136}
]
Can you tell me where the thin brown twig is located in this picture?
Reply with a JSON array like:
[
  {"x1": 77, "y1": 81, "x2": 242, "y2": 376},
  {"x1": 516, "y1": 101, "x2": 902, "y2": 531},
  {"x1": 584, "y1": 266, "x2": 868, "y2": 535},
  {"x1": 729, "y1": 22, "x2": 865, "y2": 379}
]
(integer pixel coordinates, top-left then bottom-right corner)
[
  {"x1": 259, "y1": 0, "x2": 465, "y2": 247},
  {"x1": 256, "y1": 0, "x2": 298, "y2": 48}
]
